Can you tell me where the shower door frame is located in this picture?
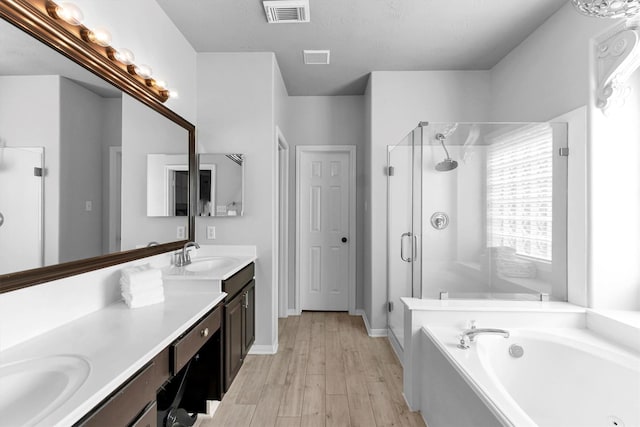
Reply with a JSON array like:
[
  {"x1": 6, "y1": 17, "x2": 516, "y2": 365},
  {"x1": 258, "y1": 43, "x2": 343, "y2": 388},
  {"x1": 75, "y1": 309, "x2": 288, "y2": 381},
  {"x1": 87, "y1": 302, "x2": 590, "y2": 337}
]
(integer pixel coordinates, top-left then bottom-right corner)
[{"x1": 386, "y1": 125, "x2": 422, "y2": 349}]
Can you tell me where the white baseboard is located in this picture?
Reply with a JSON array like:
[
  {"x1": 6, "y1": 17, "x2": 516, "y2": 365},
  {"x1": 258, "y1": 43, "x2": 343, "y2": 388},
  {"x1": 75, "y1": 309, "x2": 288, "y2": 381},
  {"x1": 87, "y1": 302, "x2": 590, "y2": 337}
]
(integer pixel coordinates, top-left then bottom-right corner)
[
  {"x1": 248, "y1": 343, "x2": 279, "y2": 355},
  {"x1": 287, "y1": 308, "x2": 301, "y2": 316},
  {"x1": 355, "y1": 309, "x2": 387, "y2": 337},
  {"x1": 387, "y1": 328, "x2": 404, "y2": 366}
]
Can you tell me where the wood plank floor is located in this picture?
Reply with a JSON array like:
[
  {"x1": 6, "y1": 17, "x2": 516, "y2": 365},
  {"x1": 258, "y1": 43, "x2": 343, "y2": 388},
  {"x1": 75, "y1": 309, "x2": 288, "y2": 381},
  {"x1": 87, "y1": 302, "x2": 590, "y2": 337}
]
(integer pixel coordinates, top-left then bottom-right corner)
[{"x1": 202, "y1": 312, "x2": 426, "y2": 427}]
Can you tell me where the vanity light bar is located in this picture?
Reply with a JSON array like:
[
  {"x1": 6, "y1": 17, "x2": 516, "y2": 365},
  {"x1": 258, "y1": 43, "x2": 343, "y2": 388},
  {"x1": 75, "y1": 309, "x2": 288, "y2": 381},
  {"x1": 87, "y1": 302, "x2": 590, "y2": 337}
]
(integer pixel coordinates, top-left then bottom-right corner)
[{"x1": 45, "y1": 0, "x2": 177, "y2": 102}]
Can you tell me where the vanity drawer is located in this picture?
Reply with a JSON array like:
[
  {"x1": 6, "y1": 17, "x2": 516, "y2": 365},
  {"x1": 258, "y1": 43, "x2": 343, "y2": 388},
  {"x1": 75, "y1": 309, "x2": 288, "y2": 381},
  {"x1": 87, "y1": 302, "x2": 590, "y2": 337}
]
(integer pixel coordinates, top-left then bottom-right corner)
[
  {"x1": 151, "y1": 347, "x2": 170, "y2": 389},
  {"x1": 131, "y1": 401, "x2": 157, "y2": 427},
  {"x1": 172, "y1": 305, "x2": 222, "y2": 374},
  {"x1": 222, "y1": 262, "x2": 254, "y2": 301},
  {"x1": 78, "y1": 363, "x2": 155, "y2": 427}
]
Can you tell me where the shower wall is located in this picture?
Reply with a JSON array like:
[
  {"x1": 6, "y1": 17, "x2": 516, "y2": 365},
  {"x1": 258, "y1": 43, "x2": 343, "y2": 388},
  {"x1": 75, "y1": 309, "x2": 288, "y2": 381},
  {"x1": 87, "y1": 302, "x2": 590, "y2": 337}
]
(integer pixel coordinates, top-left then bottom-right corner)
[
  {"x1": 421, "y1": 145, "x2": 487, "y2": 297},
  {"x1": 388, "y1": 122, "x2": 569, "y2": 308}
]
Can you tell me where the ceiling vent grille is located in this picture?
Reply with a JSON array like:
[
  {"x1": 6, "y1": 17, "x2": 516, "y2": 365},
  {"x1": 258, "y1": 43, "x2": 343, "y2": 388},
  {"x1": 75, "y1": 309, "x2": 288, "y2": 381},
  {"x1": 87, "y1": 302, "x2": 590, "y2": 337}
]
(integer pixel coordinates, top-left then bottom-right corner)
[
  {"x1": 303, "y1": 50, "x2": 330, "y2": 65},
  {"x1": 263, "y1": 0, "x2": 310, "y2": 23}
]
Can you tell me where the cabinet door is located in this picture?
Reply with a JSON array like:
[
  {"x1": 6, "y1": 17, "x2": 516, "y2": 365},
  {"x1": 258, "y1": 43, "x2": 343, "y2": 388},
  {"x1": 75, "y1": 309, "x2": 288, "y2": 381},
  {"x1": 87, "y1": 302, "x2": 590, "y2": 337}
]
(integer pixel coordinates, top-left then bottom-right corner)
[
  {"x1": 224, "y1": 293, "x2": 244, "y2": 390},
  {"x1": 242, "y1": 280, "x2": 255, "y2": 355}
]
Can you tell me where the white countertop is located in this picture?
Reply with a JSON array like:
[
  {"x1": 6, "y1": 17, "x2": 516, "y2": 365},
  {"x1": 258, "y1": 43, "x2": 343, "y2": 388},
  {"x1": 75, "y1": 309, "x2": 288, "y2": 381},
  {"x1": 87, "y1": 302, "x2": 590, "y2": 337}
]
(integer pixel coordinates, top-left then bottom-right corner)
[
  {"x1": 0, "y1": 280, "x2": 226, "y2": 427},
  {"x1": 163, "y1": 255, "x2": 257, "y2": 281}
]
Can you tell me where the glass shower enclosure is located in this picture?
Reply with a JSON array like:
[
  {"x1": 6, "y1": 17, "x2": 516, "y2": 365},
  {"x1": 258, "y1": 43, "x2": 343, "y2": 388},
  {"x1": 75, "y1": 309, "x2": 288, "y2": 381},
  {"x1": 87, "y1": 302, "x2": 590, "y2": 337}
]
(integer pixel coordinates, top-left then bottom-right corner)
[{"x1": 387, "y1": 122, "x2": 568, "y2": 349}]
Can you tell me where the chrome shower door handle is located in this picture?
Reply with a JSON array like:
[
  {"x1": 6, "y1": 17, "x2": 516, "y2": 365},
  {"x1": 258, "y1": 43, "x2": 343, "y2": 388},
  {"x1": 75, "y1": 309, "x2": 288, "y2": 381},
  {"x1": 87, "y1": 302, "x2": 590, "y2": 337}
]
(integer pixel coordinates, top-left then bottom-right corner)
[{"x1": 400, "y1": 232, "x2": 412, "y2": 262}]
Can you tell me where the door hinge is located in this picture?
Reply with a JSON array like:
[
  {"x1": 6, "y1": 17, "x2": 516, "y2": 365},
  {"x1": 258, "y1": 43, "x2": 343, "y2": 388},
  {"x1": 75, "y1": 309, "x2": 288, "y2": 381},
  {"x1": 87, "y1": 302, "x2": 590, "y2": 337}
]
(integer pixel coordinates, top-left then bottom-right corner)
[
  {"x1": 559, "y1": 147, "x2": 569, "y2": 157},
  {"x1": 387, "y1": 301, "x2": 394, "y2": 312},
  {"x1": 33, "y1": 167, "x2": 43, "y2": 177},
  {"x1": 386, "y1": 166, "x2": 395, "y2": 176}
]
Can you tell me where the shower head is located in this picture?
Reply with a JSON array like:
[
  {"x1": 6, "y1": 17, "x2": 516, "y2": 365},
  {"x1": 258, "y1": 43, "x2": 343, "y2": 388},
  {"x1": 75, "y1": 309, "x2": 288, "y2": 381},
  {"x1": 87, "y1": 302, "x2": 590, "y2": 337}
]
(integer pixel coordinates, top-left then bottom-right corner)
[{"x1": 435, "y1": 133, "x2": 458, "y2": 172}]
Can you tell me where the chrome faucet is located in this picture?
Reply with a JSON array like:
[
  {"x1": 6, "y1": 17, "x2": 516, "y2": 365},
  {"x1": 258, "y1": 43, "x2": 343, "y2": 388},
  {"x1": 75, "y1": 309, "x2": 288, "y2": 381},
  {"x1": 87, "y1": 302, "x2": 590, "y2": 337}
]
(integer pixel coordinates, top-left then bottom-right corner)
[
  {"x1": 175, "y1": 241, "x2": 200, "y2": 267},
  {"x1": 458, "y1": 321, "x2": 509, "y2": 349}
]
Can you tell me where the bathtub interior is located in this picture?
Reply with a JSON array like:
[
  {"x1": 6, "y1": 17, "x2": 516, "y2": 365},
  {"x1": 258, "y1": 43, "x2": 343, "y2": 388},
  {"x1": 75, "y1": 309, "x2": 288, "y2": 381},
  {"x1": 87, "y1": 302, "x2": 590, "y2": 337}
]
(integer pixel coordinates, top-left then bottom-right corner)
[{"x1": 421, "y1": 326, "x2": 640, "y2": 427}]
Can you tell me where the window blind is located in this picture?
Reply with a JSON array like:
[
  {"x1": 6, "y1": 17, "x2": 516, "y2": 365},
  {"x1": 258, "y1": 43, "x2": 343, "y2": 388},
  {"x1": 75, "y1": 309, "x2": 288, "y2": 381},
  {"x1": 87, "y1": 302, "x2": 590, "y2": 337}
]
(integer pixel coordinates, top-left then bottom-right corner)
[{"x1": 486, "y1": 124, "x2": 553, "y2": 261}]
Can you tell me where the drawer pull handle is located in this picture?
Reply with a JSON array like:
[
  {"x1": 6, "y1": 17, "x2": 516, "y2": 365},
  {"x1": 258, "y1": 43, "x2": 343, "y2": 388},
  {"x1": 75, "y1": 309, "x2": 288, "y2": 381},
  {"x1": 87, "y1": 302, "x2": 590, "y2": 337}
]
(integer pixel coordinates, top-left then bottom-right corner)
[{"x1": 200, "y1": 327, "x2": 209, "y2": 338}]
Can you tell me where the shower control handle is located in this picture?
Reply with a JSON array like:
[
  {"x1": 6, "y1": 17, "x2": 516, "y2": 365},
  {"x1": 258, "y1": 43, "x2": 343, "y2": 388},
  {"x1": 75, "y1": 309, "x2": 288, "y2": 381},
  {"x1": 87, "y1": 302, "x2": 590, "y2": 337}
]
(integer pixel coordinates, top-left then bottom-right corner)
[{"x1": 400, "y1": 232, "x2": 412, "y2": 263}]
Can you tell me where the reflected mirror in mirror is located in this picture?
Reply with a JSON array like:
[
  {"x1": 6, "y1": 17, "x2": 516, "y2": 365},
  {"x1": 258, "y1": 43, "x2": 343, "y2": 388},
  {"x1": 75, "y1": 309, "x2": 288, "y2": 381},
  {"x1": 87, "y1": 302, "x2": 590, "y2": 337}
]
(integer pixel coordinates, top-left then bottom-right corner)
[
  {"x1": 147, "y1": 154, "x2": 189, "y2": 216},
  {"x1": 198, "y1": 154, "x2": 244, "y2": 217},
  {"x1": 0, "y1": 16, "x2": 189, "y2": 277}
]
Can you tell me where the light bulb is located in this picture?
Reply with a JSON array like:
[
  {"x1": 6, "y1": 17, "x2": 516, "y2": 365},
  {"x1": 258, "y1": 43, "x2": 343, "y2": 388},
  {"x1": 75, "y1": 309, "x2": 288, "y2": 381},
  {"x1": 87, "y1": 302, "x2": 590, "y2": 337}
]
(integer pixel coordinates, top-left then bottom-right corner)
[
  {"x1": 154, "y1": 79, "x2": 167, "y2": 89},
  {"x1": 88, "y1": 27, "x2": 112, "y2": 47},
  {"x1": 168, "y1": 89, "x2": 179, "y2": 99},
  {"x1": 55, "y1": 2, "x2": 83, "y2": 26},
  {"x1": 114, "y1": 48, "x2": 135, "y2": 65},
  {"x1": 134, "y1": 64, "x2": 153, "y2": 79}
]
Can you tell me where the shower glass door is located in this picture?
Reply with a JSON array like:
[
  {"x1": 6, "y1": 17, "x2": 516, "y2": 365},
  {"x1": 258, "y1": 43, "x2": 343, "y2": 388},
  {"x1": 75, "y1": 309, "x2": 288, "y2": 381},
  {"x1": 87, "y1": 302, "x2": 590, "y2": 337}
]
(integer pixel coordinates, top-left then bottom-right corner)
[{"x1": 387, "y1": 126, "x2": 422, "y2": 350}]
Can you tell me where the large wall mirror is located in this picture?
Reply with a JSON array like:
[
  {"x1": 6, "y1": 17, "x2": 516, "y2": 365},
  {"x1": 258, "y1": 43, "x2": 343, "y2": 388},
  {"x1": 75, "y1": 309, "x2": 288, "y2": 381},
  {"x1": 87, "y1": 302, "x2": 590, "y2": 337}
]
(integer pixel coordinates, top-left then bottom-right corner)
[{"x1": 0, "y1": 1, "x2": 195, "y2": 292}]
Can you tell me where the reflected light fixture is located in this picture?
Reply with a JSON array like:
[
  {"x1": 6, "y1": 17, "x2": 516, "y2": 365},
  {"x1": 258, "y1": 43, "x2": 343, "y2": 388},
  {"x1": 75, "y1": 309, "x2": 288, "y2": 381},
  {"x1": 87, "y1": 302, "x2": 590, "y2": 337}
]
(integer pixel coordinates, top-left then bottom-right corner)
[
  {"x1": 46, "y1": 1, "x2": 83, "y2": 25},
  {"x1": 571, "y1": 0, "x2": 640, "y2": 18}
]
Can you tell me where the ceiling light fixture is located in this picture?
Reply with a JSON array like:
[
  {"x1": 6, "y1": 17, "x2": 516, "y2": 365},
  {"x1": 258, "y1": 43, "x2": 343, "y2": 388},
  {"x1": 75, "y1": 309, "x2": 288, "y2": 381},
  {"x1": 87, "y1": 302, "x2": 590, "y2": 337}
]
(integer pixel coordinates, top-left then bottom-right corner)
[
  {"x1": 45, "y1": 0, "x2": 173, "y2": 103},
  {"x1": 571, "y1": 0, "x2": 640, "y2": 18}
]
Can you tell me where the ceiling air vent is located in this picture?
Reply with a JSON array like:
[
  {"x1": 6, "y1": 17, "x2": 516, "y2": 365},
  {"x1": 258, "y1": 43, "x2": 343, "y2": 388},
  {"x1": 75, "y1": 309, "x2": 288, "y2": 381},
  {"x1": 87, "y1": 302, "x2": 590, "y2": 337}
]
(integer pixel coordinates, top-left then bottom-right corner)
[
  {"x1": 303, "y1": 50, "x2": 330, "y2": 65},
  {"x1": 263, "y1": 0, "x2": 310, "y2": 23}
]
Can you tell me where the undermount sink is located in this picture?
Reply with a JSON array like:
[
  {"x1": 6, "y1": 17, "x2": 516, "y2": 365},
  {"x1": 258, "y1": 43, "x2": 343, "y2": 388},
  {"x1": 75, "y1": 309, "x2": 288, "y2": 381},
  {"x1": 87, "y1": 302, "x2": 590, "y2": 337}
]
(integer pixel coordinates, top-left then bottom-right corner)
[
  {"x1": 0, "y1": 355, "x2": 90, "y2": 426},
  {"x1": 184, "y1": 257, "x2": 234, "y2": 272}
]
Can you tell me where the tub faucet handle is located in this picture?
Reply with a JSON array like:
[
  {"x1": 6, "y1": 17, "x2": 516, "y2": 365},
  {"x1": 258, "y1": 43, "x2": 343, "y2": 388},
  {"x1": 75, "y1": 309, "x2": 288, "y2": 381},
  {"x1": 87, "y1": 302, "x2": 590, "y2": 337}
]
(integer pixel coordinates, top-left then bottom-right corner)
[
  {"x1": 467, "y1": 320, "x2": 477, "y2": 330},
  {"x1": 458, "y1": 334, "x2": 471, "y2": 349}
]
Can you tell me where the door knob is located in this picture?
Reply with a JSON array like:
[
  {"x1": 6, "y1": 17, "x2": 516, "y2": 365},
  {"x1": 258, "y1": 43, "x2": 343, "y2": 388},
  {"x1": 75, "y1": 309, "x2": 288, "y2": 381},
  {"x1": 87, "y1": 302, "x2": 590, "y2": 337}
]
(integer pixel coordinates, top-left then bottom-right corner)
[{"x1": 341, "y1": 237, "x2": 348, "y2": 243}]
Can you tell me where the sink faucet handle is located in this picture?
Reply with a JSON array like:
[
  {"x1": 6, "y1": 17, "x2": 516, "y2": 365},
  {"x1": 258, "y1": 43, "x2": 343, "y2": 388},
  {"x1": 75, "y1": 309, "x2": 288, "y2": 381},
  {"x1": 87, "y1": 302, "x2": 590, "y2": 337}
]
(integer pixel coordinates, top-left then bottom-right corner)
[{"x1": 466, "y1": 320, "x2": 477, "y2": 330}]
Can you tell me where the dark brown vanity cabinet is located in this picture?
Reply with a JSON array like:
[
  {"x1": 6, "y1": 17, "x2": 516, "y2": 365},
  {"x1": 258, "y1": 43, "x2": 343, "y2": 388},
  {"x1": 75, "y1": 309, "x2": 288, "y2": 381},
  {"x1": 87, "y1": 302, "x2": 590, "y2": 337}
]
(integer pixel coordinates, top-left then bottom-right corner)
[
  {"x1": 223, "y1": 263, "x2": 256, "y2": 391},
  {"x1": 76, "y1": 304, "x2": 223, "y2": 427}
]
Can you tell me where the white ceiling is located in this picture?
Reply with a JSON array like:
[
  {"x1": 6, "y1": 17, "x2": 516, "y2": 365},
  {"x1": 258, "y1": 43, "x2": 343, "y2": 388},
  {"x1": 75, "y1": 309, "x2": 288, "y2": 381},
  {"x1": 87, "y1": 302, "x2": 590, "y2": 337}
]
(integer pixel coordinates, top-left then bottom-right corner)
[{"x1": 156, "y1": 0, "x2": 568, "y2": 96}]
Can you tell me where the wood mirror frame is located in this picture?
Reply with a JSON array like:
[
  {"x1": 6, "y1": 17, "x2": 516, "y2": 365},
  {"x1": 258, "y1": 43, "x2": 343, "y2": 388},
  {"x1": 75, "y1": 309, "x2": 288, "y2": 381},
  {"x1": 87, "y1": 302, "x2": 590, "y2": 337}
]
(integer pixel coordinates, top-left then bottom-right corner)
[{"x1": 0, "y1": 0, "x2": 197, "y2": 293}]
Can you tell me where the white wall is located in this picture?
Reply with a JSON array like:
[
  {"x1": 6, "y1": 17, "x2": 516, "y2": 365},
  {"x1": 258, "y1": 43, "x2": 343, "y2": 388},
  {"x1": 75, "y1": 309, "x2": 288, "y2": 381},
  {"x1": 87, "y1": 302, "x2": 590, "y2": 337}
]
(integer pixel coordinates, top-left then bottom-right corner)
[
  {"x1": 366, "y1": 71, "x2": 491, "y2": 330},
  {"x1": 488, "y1": 3, "x2": 639, "y2": 310},
  {"x1": 490, "y1": 3, "x2": 616, "y2": 122},
  {"x1": 589, "y1": 70, "x2": 640, "y2": 310},
  {"x1": 195, "y1": 53, "x2": 278, "y2": 351},
  {"x1": 59, "y1": 77, "x2": 105, "y2": 262},
  {"x1": 73, "y1": 0, "x2": 197, "y2": 122},
  {"x1": 285, "y1": 96, "x2": 366, "y2": 311},
  {"x1": 121, "y1": 95, "x2": 190, "y2": 249},
  {"x1": 0, "y1": 76, "x2": 61, "y2": 267}
]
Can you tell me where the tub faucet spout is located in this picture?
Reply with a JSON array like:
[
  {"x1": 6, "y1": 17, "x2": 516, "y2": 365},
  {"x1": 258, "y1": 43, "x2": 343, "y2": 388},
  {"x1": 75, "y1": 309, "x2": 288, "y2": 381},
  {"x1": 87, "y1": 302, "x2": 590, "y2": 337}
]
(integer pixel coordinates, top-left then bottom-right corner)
[{"x1": 458, "y1": 325, "x2": 510, "y2": 349}]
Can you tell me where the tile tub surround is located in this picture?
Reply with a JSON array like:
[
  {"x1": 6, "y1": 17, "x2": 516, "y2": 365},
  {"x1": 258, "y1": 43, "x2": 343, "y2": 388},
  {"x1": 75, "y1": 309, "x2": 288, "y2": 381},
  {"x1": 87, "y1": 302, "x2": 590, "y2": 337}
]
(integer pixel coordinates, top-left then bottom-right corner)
[{"x1": 0, "y1": 280, "x2": 226, "y2": 426}]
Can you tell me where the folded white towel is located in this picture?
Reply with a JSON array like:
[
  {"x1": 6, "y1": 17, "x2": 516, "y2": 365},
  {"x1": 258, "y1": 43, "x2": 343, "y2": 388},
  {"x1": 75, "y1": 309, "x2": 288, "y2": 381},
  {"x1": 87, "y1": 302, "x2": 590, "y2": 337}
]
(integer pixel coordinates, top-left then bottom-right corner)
[
  {"x1": 120, "y1": 278, "x2": 163, "y2": 294},
  {"x1": 122, "y1": 287, "x2": 165, "y2": 308},
  {"x1": 120, "y1": 264, "x2": 162, "y2": 286}
]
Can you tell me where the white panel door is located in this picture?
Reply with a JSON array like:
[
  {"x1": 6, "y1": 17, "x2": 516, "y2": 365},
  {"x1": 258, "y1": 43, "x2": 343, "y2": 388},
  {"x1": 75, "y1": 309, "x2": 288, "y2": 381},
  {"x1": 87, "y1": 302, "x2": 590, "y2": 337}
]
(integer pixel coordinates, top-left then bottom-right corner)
[{"x1": 298, "y1": 149, "x2": 352, "y2": 311}]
